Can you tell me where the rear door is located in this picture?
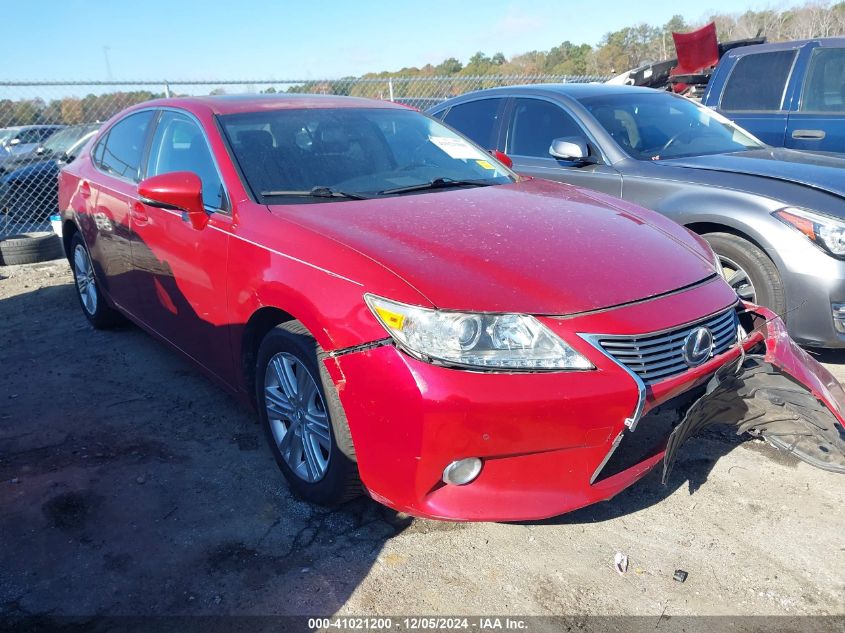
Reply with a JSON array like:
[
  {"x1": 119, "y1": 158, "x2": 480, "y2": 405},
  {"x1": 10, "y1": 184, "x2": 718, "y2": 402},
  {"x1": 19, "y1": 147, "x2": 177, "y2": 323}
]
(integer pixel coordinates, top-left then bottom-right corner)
[
  {"x1": 716, "y1": 49, "x2": 799, "y2": 146},
  {"x1": 87, "y1": 109, "x2": 155, "y2": 314},
  {"x1": 504, "y1": 97, "x2": 622, "y2": 195},
  {"x1": 787, "y1": 45, "x2": 845, "y2": 152},
  {"x1": 131, "y1": 109, "x2": 234, "y2": 383},
  {"x1": 439, "y1": 97, "x2": 507, "y2": 151}
]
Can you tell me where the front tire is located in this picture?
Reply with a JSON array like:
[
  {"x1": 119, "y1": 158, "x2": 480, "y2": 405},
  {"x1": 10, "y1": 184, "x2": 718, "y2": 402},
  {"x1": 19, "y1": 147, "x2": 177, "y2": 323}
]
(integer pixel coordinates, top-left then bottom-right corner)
[
  {"x1": 256, "y1": 321, "x2": 361, "y2": 506},
  {"x1": 704, "y1": 232, "x2": 786, "y2": 317},
  {"x1": 69, "y1": 233, "x2": 122, "y2": 329}
]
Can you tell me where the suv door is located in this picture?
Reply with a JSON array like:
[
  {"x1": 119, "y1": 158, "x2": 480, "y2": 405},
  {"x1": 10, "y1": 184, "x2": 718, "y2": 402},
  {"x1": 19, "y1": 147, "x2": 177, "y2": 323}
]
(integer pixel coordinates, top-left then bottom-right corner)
[
  {"x1": 132, "y1": 109, "x2": 234, "y2": 383},
  {"x1": 787, "y1": 45, "x2": 845, "y2": 152},
  {"x1": 716, "y1": 49, "x2": 798, "y2": 146},
  {"x1": 504, "y1": 97, "x2": 621, "y2": 195},
  {"x1": 88, "y1": 109, "x2": 155, "y2": 314}
]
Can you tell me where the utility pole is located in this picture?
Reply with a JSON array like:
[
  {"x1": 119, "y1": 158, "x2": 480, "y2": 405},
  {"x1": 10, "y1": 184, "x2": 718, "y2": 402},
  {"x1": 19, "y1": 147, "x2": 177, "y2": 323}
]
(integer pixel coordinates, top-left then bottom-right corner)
[{"x1": 103, "y1": 46, "x2": 113, "y2": 81}]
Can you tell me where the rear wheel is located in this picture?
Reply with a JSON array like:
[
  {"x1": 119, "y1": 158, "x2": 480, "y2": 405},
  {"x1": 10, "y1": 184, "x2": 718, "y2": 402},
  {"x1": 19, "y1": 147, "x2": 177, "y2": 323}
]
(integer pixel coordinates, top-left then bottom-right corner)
[
  {"x1": 704, "y1": 232, "x2": 786, "y2": 317},
  {"x1": 69, "y1": 233, "x2": 122, "y2": 329},
  {"x1": 256, "y1": 321, "x2": 361, "y2": 505}
]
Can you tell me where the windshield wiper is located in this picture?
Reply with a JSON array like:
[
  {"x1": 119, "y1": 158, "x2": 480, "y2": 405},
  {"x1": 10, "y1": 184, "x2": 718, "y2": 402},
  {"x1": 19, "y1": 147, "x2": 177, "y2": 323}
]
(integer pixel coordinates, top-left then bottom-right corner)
[
  {"x1": 378, "y1": 177, "x2": 494, "y2": 196},
  {"x1": 260, "y1": 186, "x2": 371, "y2": 200}
]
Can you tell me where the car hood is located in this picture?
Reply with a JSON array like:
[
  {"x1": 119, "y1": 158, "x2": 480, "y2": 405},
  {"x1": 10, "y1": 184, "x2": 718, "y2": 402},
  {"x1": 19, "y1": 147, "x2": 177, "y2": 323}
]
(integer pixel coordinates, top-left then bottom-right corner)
[
  {"x1": 268, "y1": 179, "x2": 717, "y2": 315},
  {"x1": 657, "y1": 148, "x2": 845, "y2": 200}
]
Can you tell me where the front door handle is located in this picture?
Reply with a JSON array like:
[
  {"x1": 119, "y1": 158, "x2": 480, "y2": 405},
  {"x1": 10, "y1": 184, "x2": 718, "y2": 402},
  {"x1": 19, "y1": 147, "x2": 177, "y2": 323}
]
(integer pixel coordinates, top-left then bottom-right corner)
[
  {"x1": 130, "y1": 201, "x2": 149, "y2": 224},
  {"x1": 792, "y1": 129, "x2": 826, "y2": 140}
]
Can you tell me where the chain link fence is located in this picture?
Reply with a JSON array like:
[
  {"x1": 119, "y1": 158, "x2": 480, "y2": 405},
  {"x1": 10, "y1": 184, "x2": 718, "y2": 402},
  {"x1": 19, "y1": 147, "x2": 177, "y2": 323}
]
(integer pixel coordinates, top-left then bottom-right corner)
[{"x1": 0, "y1": 74, "x2": 608, "y2": 234}]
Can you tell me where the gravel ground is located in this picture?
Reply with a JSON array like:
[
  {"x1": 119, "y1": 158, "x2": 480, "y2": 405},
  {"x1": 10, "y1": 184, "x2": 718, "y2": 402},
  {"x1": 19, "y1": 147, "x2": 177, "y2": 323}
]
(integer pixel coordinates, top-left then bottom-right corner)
[{"x1": 1, "y1": 259, "x2": 843, "y2": 625}]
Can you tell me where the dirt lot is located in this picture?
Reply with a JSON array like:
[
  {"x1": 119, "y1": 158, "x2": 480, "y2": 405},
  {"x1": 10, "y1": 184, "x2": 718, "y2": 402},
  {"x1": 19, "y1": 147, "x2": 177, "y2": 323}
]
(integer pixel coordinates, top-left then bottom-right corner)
[{"x1": 1, "y1": 259, "x2": 844, "y2": 626}]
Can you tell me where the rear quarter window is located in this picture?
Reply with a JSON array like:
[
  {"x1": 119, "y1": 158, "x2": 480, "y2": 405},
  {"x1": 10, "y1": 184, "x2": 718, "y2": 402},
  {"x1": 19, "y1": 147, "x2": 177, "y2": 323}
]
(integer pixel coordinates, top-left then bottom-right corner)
[{"x1": 720, "y1": 50, "x2": 797, "y2": 111}]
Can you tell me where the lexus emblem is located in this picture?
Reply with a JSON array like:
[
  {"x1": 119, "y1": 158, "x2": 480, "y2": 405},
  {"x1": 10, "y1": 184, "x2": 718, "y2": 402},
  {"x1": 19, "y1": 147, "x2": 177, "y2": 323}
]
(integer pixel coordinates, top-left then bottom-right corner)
[{"x1": 682, "y1": 327, "x2": 714, "y2": 367}]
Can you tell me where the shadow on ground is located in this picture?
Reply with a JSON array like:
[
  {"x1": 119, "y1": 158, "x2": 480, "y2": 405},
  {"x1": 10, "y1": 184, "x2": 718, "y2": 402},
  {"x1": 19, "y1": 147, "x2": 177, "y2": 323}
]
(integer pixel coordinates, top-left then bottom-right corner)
[
  {"x1": 0, "y1": 275, "x2": 796, "y2": 618},
  {"x1": 0, "y1": 280, "x2": 412, "y2": 619}
]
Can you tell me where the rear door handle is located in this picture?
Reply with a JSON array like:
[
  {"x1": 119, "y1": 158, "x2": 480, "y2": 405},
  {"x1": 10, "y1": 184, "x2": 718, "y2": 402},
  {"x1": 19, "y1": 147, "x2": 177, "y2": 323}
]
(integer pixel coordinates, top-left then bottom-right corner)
[
  {"x1": 130, "y1": 201, "x2": 149, "y2": 224},
  {"x1": 791, "y1": 129, "x2": 826, "y2": 140}
]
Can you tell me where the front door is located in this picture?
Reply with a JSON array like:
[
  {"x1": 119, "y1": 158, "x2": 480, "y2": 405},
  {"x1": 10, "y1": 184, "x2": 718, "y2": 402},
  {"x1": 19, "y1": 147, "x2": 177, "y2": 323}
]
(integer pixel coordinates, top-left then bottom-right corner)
[
  {"x1": 505, "y1": 98, "x2": 622, "y2": 196},
  {"x1": 786, "y1": 46, "x2": 845, "y2": 153},
  {"x1": 130, "y1": 110, "x2": 234, "y2": 383}
]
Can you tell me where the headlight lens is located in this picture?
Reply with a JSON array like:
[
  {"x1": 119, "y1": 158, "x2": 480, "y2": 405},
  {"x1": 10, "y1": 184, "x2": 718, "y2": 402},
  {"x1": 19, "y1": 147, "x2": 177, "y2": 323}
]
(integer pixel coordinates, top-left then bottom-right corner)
[
  {"x1": 774, "y1": 207, "x2": 845, "y2": 259},
  {"x1": 364, "y1": 294, "x2": 594, "y2": 370}
]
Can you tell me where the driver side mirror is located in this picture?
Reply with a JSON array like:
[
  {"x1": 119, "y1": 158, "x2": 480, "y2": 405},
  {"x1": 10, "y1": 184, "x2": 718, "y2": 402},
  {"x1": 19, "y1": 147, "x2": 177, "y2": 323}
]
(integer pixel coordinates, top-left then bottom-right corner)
[
  {"x1": 138, "y1": 171, "x2": 208, "y2": 231},
  {"x1": 8, "y1": 138, "x2": 20, "y2": 147},
  {"x1": 549, "y1": 137, "x2": 598, "y2": 165}
]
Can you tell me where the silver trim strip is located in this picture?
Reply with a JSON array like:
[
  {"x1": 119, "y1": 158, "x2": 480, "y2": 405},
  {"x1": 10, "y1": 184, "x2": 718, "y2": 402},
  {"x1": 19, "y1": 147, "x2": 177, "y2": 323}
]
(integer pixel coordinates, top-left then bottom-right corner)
[{"x1": 579, "y1": 332, "x2": 648, "y2": 432}]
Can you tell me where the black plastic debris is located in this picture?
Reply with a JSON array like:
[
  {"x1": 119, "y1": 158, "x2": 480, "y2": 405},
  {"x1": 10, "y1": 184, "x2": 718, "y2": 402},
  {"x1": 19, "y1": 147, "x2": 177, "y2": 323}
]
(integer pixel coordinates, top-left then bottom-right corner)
[{"x1": 673, "y1": 569, "x2": 689, "y2": 583}]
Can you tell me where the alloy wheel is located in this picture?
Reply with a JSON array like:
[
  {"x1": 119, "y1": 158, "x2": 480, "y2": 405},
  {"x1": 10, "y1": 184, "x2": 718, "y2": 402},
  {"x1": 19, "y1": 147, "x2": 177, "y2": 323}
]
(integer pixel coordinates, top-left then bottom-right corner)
[
  {"x1": 264, "y1": 352, "x2": 332, "y2": 482},
  {"x1": 719, "y1": 254, "x2": 756, "y2": 302},
  {"x1": 73, "y1": 243, "x2": 98, "y2": 315}
]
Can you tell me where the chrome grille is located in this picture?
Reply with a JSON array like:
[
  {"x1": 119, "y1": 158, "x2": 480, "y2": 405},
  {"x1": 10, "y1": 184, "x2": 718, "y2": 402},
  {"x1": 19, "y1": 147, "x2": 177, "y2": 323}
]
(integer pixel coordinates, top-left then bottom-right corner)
[{"x1": 597, "y1": 308, "x2": 738, "y2": 385}]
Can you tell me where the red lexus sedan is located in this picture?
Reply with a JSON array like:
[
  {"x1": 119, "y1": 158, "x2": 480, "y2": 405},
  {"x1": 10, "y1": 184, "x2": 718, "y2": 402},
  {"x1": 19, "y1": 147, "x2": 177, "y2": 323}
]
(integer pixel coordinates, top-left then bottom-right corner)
[{"x1": 58, "y1": 95, "x2": 845, "y2": 521}]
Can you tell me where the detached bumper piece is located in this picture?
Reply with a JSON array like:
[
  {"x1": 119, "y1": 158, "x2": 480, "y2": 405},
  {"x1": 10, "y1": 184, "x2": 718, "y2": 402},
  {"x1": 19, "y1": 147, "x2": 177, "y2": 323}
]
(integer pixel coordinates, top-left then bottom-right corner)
[{"x1": 662, "y1": 353, "x2": 845, "y2": 483}]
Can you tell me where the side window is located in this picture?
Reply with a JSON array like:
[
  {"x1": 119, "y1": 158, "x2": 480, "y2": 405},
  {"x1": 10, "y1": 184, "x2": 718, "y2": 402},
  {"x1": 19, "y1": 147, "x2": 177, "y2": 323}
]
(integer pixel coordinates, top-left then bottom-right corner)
[
  {"x1": 146, "y1": 111, "x2": 225, "y2": 210},
  {"x1": 442, "y1": 98, "x2": 502, "y2": 148},
  {"x1": 720, "y1": 51, "x2": 797, "y2": 111},
  {"x1": 19, "y1": 128, "x2": 43, "y2": 144},
  {"x1": 508, "y1": 99, "x2": 585, "y2": 157},
  {"x1": 94, "y1": 111, "x2": 154, "y2": 181},
  {"x1": 801, "y1": 48, "x2": 845, "y2": 112}
]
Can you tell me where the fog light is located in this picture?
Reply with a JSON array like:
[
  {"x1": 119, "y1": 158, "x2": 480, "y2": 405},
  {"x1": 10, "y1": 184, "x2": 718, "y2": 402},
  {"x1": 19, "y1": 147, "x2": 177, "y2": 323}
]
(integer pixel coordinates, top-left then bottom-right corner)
[
  {"x1": 833, "y1": 303, "x2": 845, "y2": 334},
  {"x1": 442, "y1": 458, "x2": 483, "y2": 485}
]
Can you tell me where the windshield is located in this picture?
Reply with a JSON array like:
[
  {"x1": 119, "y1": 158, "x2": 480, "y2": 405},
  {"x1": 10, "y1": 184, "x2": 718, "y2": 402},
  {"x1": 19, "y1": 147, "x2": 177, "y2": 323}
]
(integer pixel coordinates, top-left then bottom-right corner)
[
  {"x1": 578, "y1": 92, "x2": 764, "y2": 160},
  {"x1": 41, "y1": 124, "x2": 98, "y2": 155},
  {"x1": 220, "y1": 107, "x2": 514, "y2": 202},
  {"x1": 0, "y1": 129, "x2": 17, "y2": 146}
]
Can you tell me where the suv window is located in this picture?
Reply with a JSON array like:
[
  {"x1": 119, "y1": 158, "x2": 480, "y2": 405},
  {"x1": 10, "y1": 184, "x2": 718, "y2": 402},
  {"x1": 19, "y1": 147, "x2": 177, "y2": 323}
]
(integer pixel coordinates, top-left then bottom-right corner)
[
  {"x1": 721, "y1": 50, "x2": 797, "y2": 111},
  {"x1": 147, "y1": 111, "x2": 225, "y2": 210},
  {"x1": 442, "y1": 98, "x2": 502, "y2": 148},
  {"x1": 508, "y1": 98, "x2": 585, "y2": 157},
  {"x1": 801, "y1": 47, "x2": 845, "y2": 112},
  {"x1": 94, "y1": 111, "x2": 154, "y2": 181}
]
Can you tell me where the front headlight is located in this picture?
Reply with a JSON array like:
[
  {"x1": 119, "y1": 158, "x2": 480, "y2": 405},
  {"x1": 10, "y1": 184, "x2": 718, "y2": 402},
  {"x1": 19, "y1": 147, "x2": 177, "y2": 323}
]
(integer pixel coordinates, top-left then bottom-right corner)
[
  {"x1": 364, "y1": 294, "x2": 594, "y2": 371},
  {"x1": 774, "y1": 207, "x2": 845, "y2": 259}
]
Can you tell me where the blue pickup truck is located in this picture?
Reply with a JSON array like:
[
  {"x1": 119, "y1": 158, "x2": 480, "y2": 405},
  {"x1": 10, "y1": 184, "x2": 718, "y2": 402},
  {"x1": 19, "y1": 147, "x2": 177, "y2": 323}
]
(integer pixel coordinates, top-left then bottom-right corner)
[{"x1": 702, "y1": 38, "x2": 845, "y2": 153}]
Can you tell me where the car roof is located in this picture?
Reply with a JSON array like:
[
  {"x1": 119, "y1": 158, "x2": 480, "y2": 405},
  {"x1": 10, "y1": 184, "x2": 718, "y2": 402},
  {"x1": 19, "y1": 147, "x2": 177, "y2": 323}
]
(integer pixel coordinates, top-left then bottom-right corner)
[
  {"x1": 725, "y1": 37, "x2": 845, "y2": 57},
  {"x1": 137, "y1": 93, "x2": 408, "y2": 116},
  {"x1": 434, "y1": 83, "x2": 666, "y2": 103}
]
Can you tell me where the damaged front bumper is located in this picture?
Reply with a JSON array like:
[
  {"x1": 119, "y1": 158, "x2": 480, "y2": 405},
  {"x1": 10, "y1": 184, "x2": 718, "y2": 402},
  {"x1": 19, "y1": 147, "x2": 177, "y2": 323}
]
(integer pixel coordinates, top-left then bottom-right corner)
[
  {"x1": 326, "y1": 301, "x2": 844, "y2": 521},
  {"x1": 661, "y1": 306, "x2": 845, "y2": 482}
]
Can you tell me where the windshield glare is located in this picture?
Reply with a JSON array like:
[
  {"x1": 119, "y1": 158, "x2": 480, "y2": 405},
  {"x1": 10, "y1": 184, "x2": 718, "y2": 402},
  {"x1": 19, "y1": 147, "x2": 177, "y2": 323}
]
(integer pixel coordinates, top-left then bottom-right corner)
[
  {"x1": 578, "y1": 93, "x2": 763, "y2": 160},
  {"x1": 221, "y1": 108, "x2": 514, "y2": 202}
]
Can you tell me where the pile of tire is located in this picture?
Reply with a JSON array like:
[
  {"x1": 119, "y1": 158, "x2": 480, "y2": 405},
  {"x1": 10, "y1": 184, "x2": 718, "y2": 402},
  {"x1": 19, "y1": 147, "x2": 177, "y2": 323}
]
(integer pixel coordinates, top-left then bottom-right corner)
[{"x1": 0, "y1": 232, "x2": 64, "y2": 266}]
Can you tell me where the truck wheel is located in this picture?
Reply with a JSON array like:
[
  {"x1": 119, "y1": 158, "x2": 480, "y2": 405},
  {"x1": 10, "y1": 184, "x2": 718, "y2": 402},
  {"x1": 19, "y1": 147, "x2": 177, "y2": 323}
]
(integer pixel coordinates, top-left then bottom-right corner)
[
  {"x1": 704, "y1": 232, "x2": 786, "y2": 318},
  {"x1": 256, "y1": 321, "x2": 361, "y2": 506}
]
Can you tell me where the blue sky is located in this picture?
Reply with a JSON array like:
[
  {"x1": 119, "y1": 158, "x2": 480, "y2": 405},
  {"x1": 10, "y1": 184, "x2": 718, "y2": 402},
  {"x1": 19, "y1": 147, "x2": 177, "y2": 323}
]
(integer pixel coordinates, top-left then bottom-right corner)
[{"x1": 2, "y1": 0, "x2": 809, "y2": 81}]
